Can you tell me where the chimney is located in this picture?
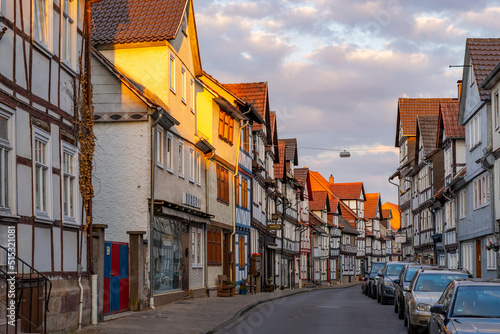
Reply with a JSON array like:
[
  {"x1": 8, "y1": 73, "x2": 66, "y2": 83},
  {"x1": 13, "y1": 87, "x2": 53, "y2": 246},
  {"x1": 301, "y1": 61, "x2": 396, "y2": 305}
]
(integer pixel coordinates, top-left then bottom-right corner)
[
  {"x1": 329, "y1": 174, "x2": 334, "y2": 185},
  {"x1": 457, "y1": 80, "x2": 462, "y2": 101}
]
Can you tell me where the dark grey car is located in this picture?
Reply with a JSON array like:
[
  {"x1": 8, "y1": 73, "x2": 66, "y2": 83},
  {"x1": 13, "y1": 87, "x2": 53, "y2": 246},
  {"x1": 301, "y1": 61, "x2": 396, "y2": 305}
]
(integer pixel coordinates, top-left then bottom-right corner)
[
  {"x1": 376, "y1": 261, "x2": 411, "y2": 305},
  {"x1": 428, "y1": 279, "x2": 500, "y2": 334}
]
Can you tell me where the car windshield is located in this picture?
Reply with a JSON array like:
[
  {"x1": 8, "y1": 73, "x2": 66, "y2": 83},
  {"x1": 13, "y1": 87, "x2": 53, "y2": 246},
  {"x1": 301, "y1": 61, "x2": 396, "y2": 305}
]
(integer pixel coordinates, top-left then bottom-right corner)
[
  {"x1": 404, "y1": 267, "x2": 420, "y2": 282},
  {"x1": 371, "y1": 263, "x2": 385, "y2": 274},
  {"x1": 386, "y1": 264, "x2": 405, "y2": 276},
  {"x1": 414, "y1": 273, "x2": 469, "y2": 292},
  {"x1": 452, "y1": 286, "x2": 500, "y2": 318}
]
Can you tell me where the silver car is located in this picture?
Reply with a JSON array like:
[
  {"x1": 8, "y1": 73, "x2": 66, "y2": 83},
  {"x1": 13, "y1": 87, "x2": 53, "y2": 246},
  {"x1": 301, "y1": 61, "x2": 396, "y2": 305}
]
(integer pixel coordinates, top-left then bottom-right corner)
[{"x1": 404, "y1": 268, "x2": 471, "y2": 334}]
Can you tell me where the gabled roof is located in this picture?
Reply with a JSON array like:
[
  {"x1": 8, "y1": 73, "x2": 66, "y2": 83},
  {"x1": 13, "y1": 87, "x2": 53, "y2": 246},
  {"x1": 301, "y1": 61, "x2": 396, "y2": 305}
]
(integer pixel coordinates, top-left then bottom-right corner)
[
  {"x1": 396, "y1": 98, "x2": 454, "y2": 146},
  {"x1": 295, "y1": 168, "x2": 313, "y2": 202},
  {"x1": 223, "y1": 82, "x2": 268, "y2": 131},
  {"x1": 330, "y1": 182, "x2": 365, "y2": 201},
  {"x1": 438, "y1": 101, "x2": 464, "y2": 146},
  {"x1": 466, "y1": 38, "x2": 500, "y2": 100},
  {"x1": 382, "y1": 202, "x2": 401, "y2": 230},
  {"x1": 339, "y1": 216, "x2": 359, "y2": 235},
  {"x1": 364, "y1": 193, "x2": 381, "y2": 220},
  {"x1": 274, "y1": 141, "x2": 286, "y2": 179},
  {"x1": 281, "y1": 138, "x2": 298, "y2": 164},
  {"x1": 416, "y1": 114, "x2": 439, "y2": 157},
  {"x1": 309, "y1": 191, "x2": 329, "y2": 212},
  {"x1": 365, "y1": 228, "x2": 375, "y2": 238},
  {"x1": 382, "y1": 209, "x2": 392, "y2": 220}
]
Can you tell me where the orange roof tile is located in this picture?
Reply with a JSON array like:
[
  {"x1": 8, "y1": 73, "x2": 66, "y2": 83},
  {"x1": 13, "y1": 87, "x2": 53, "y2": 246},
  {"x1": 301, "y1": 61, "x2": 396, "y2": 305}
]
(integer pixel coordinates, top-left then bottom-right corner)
[
  {"x1": 439, "y1": 101, "x2": 464, "y2": 139},
  {"x1": 91, "y1": 0, "x2": 187, "y2": 45},
  {"x1": 365, "y1": 228, "x2": 375, "y2": 237},
  {"x1": 382, "y1": 202, "x2": 401, "y2": 230},
  {"x1": 223, "y1": 82, "x2": 268, "y2": 131},
  {"x1": 364, "y1": 193, "x2": 380, "y2": 219},
  {"x1": 382, "y1": 209, "x2": 392, "y2": 219},
  {"x1": 467, "y1": 38, "x2": 500, "y2": 101},
  {"x1": 398, "y1": 98, "x2": 454, "y2": 137},
  {"x1": 274, "y1": 141, "x2": 285, "y2": 179},
  {"x1": 310, "y1": 191, "x2": 328, "y2": 211},
  {"x1": 330, "y1": 182, "x2": 364, "y2": 200}
]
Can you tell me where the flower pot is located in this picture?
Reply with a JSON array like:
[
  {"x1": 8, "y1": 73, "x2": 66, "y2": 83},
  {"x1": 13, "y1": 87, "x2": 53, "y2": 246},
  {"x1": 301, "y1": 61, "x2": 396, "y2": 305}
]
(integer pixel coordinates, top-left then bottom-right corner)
[{"x1": 239, "y1": 289, "x2": 247, "y2": 295}]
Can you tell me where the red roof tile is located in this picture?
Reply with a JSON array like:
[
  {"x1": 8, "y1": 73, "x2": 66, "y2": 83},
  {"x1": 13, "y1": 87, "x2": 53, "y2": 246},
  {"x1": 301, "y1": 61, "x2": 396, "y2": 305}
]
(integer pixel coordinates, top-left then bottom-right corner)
[
  {"x1": 382, "y1": 209, "x2": 392, "y2": 219},
  {"x1": 417, "y1": 114, "x2": 439, "y2": 156},
  {"x1": 365, "y1": 228, "x2": 375, "y2": 237},
  {"x1": 223, "y1": 82, "x2": 268, "y2": 131},
  {"x1": 330, "y1": 182, "x2": 364, "y2": 200},
  {"x1": 440, "y1": 101, "x2": 464, "y2": 139},
  {"x1": 467, "y1": 38, "x2": 500, "y2": 100},
  {"x1": 91, "y1": 0, "x2": 188, "y2": 45},
  {"x1": 274, "y1": 141, "x2": 285, "y2": 179},
  {"x1": 364, "y1": 193, "x2": 380, "y2": 219},
  {"x1": 310, "y1": 191, "x2": 328, "y2": 211},
  {"x1": 398, "y1": 98, "x2": 454, "y2": 137}
]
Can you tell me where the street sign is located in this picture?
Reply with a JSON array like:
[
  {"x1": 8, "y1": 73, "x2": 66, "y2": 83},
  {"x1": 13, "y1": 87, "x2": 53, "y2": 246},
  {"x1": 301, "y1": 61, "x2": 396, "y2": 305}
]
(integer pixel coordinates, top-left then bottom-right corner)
[
  {"x1": 271, "y1": 213, "x2": 279, "y2": 221},
  {"x1": 395, "y1": 234, "x2": 406, "y2": 243},
  {"x1": 268, "y1": 224, "x2": 282, "y2": 230}
]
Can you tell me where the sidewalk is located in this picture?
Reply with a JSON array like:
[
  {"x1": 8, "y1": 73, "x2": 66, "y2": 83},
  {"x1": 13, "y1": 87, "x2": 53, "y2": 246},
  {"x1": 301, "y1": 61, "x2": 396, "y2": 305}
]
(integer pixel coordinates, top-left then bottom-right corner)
[{"x1": 76, "y1": 281, "x2": 361, "y2": 334}]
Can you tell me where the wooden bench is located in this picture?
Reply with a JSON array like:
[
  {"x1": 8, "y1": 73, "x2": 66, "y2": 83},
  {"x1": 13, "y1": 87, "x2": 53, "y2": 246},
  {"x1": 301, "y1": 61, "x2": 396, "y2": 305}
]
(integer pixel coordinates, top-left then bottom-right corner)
[{"x1": 217, "y1": 275, "x2": 235, "y2": 297}]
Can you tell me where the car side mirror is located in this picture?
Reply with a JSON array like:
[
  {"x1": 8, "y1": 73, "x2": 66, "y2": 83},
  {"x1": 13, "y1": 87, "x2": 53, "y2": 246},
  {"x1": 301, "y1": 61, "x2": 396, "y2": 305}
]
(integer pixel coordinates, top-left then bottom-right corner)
[
  {"x1": 377, "y1": 271, "x2": 383, "y2": 277},
  {"x1": 394, "y1": 278, "x2": 400, "y2": 284},
  {"x1": 430, "y1": 304, "x2": 446, "y2": 316},
  {"x1": 404, "y1": 287, "x2": 410, "y2": 292}
]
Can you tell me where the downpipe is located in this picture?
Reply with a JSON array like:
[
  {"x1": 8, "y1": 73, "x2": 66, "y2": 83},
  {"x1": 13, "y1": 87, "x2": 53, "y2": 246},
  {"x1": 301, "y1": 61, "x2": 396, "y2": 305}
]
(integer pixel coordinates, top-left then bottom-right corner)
[
  {"x1": 91, "y1": 274, "x2": 98, "y2": 325},
  {"x1": 78, "y1": 264, "x2": 83, "y2": 330}
]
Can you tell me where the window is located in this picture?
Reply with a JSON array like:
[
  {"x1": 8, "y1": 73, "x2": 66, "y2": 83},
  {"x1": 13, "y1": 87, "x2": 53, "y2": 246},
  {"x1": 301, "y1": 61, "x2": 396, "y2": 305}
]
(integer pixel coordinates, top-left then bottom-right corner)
[
  {"x1": 459, "y1": 190, "x2": 466, "y2": 218},
  {"x1": 239, "y1": 236, "x2": 245, "y2": 269},
  {"x1": 181, "y1": 68, "x2": 186, "y2": 103},
  {"x1": 62, "y1": 142, "x2": 77, "y2": 223},
  {"x1": 486, "y1": 236, "x2": 497, "y2": 270},
  {"x1": 33, "y1": 127, "x2": 51, "y2": 217},
  {"x1": 469, "y1": 112, "x2": 481, "y2": 149},
  {"x1": 241, "y1": 125, "x2": 250, "y2": 153},
  {"x1": 166, "y1": 132, "x2": 173, "y2": 172},
  {"x1": 191, "y1": 227, "x2": 203, "y2": 268},
  {"x1": 462, "y1": 242, "x2": 473, "y2": 273},
  {"x1": 0, "y1": 109, "x2": 12, "y2": 210},
  {"x1": 178, "y1": 140, "x2": 184, "y2": 177},
  {"x1": 207, "y1": 228, "x2": 221, "y2": 266},
  {"x1": 242, "y1": 178, "x2": 248, "y2": 209},
  {"x1": 216, "y1": 164, "x2": 229, "y2": 203},
  {"x1": 61, "y1": 0, "x2": 76, "y2": 67},
  {"x1": 253, "y1": 180, "x2": 259, "y2": 204},
  {"x1": 218, "y1": 110, "x2": 234, "y2": 144},
  {"x1": 169, "y1": 54, "x2": 176, "y2": 93},
  {"x1": 495, "y1": 91, "x2": 499, "y2": 130},
  {"x1": 190, "y1": 79, "x2": 195, "y2": 113},
  {"x1": 473, "y1": 173, "x2": 490, "y2": 209},
  {"x1": 156, "y1": 127, "x2": 163, "y2": 168},
  {"x1": 448, "y1": 253, "x2": 458, "y2": 269},
  {"x1": 34, "y1": 0, "x2": 51, "y2": 48},
  {"x1": 189, "y1": 148, "x2": 194, "y2": 182},
  {"x1": 196, "y1": 153, "x2": 201, "y2": 186}
]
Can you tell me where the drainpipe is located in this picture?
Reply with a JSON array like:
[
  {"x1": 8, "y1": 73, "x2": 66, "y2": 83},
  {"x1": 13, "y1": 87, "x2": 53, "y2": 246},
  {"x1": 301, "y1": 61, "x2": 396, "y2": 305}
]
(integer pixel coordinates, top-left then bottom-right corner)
[
  {"x1": 204, "y1": 150, "x2": 215, "y2": 294},
  {"x1": 149, "y1": 109, "x2": 163, "y2": 309},
  {"x1": 231, "y1": 120, "x2": 249, "y2": 282}
]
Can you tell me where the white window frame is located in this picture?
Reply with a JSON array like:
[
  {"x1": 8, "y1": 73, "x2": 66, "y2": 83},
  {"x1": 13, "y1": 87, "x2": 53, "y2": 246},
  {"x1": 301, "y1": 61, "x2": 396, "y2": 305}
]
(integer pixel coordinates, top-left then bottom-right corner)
[
  {"x1": 473, "y1": 173, "x2": 490, "y2": 209},
  {"x1": 178, "y1": 140, "x2": 184, "y2": 178},
  {"x1": 166, "y1": 131, "x2": 173, "y2": 173},
  {"x1": 62, "y1": 141, "x2": 78, "y2": 225},
  {"x1": 461, "y1": 242, "x2": 473, "y2": 274},
  {"x1": 33, "y1": 0, "x2": 53, "y2": 51},
  {"x1": 459, "y1": 190, "x2": 466, "y2": 218},
  {"x1": 190, "y1": 79, "x2": 195, "y2": 114},
  {"x1": 494, "y1": 91, "x2": 499, "y2": 130},
  {"x1": 196, "y1": 153, "x2": 201, "y2": 186},
  {"x1": 0, "y1": 106, "x2": 14, "y2": 212},
  {"x1": 189, "y1": 147, "x2": 195, "y2": 183},
  {"x1": 61, "y1": 0, "x2": 77, "y2": 69},
  {"x1": 469, "y1": 112, "x2": 481, "y2": 149},
  {"x1": 169, "y1": 54, "x2": 176, "y2": 93},
  {"x1": 181, "y1": 67, "x2": 187, "y2": 104},
  {"x1": 191, "y1": 227, "x2": 203, "y2": 268},
  {"x1": 156, "y1": 127, "x2": 164, "y2": 168},
  {"x1": 33, "y1": 126, "x2": 52, "y2": 220},
  {"x1": 486, "y1": 236, "x2": 497, "y2": 270}
]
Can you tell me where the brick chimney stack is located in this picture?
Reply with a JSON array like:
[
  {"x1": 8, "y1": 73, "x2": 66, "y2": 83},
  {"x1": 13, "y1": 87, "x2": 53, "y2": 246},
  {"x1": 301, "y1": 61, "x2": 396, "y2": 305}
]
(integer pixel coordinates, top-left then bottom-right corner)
[{"x1": 329, "y1": 174, "x2": 334, "y2": 185}]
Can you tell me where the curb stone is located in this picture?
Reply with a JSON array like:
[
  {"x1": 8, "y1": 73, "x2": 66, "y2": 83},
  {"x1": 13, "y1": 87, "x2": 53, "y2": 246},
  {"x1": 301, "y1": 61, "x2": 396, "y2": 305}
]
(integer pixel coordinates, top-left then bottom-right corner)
[{"x1": 201, "y1": 282, "x2": 362, "y2": 334}]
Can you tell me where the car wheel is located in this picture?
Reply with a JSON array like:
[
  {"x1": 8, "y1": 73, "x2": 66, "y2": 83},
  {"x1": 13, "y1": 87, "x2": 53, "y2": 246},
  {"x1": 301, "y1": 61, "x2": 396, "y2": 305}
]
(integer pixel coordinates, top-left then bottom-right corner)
[
  {"x1": 398, "y1": 301, "x2": 404, "y2": 320},
  {"x1": 407, "y1": 324, "x2": 417, "y2": 334},
  {"x1": 381, "y1": 295, "x2": 387, "y2": 305},
  {"x1": 394, "y1": 298, "x2": 398, "y2": 313}
]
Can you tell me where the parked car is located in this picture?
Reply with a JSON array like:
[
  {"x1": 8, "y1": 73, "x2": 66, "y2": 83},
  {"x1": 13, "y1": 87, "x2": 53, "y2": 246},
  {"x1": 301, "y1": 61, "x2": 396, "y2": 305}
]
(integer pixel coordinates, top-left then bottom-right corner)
[
  {"x1": 364, "y1": 262, "x2": 386, "y2": 298},
  {"x1": 428, "y1": 279, "x2": 500, "y2": 334},
  {"x1": 394, "y1": 264, "x2": 442, "y2": 319},
  {"x1": 376, "y1": 261, "x2": 411, "y2": 305},
  {"x1": 404, "y1": 268, "x2": 472, "y2": 334}
]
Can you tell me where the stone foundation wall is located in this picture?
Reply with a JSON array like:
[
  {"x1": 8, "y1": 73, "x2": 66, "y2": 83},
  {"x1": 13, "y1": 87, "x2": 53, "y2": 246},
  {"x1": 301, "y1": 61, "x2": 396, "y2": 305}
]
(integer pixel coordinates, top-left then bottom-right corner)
[{"x1": 46, "y1": 277, "x2": 91, "y2": 333}]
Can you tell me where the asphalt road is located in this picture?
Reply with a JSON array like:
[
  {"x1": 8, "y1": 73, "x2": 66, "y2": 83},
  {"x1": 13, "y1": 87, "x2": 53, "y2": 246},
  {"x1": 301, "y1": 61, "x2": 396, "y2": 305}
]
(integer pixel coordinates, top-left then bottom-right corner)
[{"x1": 218, "y1": 286, "x2": 407, "y2": 334}]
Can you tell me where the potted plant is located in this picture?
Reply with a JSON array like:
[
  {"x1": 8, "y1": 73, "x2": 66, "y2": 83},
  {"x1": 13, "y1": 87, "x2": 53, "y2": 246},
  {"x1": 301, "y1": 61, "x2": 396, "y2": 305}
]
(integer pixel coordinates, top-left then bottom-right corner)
[
  {"x1": 227, "y1": 280, "x2": 236, "y2": 296},
  {"x1": 486, "y1": 241, "x2": 500, "y2": 252},
  {"x1": 239, "y1": 283, "x2": 248, "y2": 295}
]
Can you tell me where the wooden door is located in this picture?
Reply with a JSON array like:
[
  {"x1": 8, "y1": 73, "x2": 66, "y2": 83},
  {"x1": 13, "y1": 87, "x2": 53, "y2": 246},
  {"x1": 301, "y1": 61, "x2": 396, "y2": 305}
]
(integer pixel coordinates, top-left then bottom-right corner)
[
  {"x1": 475, "y1": 239, "x2": 482, "y2": 278},
  {"x1": 223, "y1": 233, "x2": 230, "y2": 277}
]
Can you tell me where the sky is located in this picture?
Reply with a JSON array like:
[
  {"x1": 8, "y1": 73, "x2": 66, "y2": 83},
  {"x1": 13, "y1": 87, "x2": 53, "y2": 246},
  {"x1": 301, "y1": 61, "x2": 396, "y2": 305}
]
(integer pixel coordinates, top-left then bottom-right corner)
[{"x1": 193, "y1": 0, "x2": 500, "y2": 205}]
